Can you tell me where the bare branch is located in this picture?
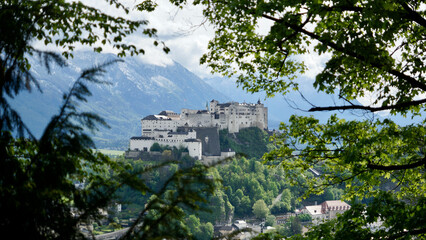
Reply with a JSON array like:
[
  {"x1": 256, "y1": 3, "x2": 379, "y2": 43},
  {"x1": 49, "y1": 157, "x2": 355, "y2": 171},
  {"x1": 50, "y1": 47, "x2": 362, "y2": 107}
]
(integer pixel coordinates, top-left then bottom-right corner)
[{"x1": 309, "y1": 98, "x2": 426, "y2": 112}]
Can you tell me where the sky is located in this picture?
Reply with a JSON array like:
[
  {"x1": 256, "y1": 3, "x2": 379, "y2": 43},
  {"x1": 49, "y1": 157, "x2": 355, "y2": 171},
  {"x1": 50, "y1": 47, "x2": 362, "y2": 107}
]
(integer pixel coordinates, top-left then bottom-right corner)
[
  {"x1": 57, "y1": 0, "x2": 329, "y2": 80},
  {"x1": 35, "y1": 0, "x2": 423, "y2": 123}
]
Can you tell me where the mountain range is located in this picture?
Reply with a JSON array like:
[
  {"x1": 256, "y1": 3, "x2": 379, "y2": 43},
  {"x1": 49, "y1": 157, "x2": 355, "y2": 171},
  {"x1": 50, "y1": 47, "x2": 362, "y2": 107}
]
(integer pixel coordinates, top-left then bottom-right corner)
[
  {"x1": 9, "y1": 51, "x2": 228, "y2": 148},
  {"x1": 9, "y1": 51, "x2": 419, "y2": 149}
]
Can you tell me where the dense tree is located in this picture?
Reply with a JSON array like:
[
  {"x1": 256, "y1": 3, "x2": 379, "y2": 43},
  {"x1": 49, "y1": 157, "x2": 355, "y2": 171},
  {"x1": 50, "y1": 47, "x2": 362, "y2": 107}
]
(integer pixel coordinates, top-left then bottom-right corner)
[
  {"x1": 279, "y1": 217, "x2": 303, "y2": 238},
  {"x1": 150, "y1": 142, "x2": 162, "y2": 152},
  {"x1": 297, "y1": 214, "x2": 312, "y2": 223},
  {"x1": 265, "y1": 214, "x2": 276, "y2": 227},
  {"x1": 195, "y1": 222, "x2": 214, "y2": 240},
  {"x1": 219, "y1": 127, "x2": 270, "y2": 158},
  {"x1": 252, "y1": 199, "x2": 269, "y2": 220},
  {"x1": 0, "y1": 1, "x2": 216, "y2": 239},
  {"x1": 218, "y1": 157, "x2": 292, "y2": 218},
  {"x1": 165, "y1": 0, "x2": 426, "y2": 238}
]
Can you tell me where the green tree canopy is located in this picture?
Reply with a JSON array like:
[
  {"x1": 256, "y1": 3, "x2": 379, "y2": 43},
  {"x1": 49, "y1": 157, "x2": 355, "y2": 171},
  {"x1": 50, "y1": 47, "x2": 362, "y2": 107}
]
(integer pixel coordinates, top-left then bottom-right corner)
[
  {"x1": 252, "y1": 199, "x2": 269, "y2": 219},
  {"x1": 279, "y1": 216, "x2": 302, "y2": 238},
  {"x1": 165, "y1": 0, "x2": 426, "y2": 238},
  {"x1": 150, "y1": 142, "x2": 162, "y2": 152},
  {"x1": 265, "y1": 214, "x2": 276, "y2": 227},
  {"x1": 0, "y1": 1, "x2": 217, "y2": 239}
]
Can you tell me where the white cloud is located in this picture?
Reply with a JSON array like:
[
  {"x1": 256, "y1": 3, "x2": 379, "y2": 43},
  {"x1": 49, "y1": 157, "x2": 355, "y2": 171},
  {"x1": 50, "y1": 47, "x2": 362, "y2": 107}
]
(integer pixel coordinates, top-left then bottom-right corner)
[
  {"x1": 33, "y1": 0, "x2": 213, "y2": 76},
  {"x1": 138, "y1": 0, "x2": 214, "y2": 77}
]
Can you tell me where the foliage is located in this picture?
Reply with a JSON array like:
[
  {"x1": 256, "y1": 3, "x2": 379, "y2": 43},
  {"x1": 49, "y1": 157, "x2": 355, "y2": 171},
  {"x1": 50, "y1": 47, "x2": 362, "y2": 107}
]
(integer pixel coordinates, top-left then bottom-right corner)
[
  {"x1": 217, "y1": 157, "x2": 291, "y2": 218},
  {"x1": 113, "y1": 156, "x2": 231, "y2": 236},
  {"x1": 193, "y1": 0, "x2": 426, "y2": 115},
  {"x1": 265, "y1": 115, "x2": 426, "y2": 201},
  {"x1": 0, "y1": 0, "x2": 218, "y2": 239},
  {"x1": 278, "y1": 216, "x2": 303, "y2": 238},
  {"x1": 118, "y1": 160, "x2": 218, "y2": 239},
  {"x1": 265, "y1": 214, "x2": 276, "y2": 227},
  {"x1": 297, "y1": 213, "x2": 312, "y2": 223},
  {"x1": 219, "y1": 127, "x2": 269, "y2": 158},
  {"x1": 194, "y1": 221, "x2": 214, "y2": 240},
  {"x1": 278, "y1": 189, "x2": 293, "y2": 212},
  {"x1": 252, "y1": 199, "x2": 269, "y2": 219},
  {"x1": 252, "y1": 232, "x2": 283, "y2": 240},
  {"x1": 270, "y1": 202, "x2": 290, "y2": 215},
  {"x1": 150, "y1": 142, "x2": 162, "y2": 152},
  {"x1": 0, "y1": 62, "x2": 120, "y2": 239},
  {"x1": 166, "y1": 0, "x2": 426, "y2": 238}
]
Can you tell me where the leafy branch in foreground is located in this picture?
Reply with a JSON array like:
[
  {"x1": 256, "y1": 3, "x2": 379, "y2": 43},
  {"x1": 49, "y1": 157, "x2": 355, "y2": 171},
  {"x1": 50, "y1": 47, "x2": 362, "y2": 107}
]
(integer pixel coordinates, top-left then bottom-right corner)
[
  {"x1": 0, "y1": 0, "x2": 167, "y2": 138},
  {"x1": 0, "y1": 60, "x2": 121, "y2": 239},
  {"x1": 264, "y1": 115, "x2": 426, "y2": 201},
  {"x1": 296, "y1": 192, "x2": 426, "y2": 240},
  {"x1": 119, "y1": 161, "x2": 219, "y2": 239},
  {"x1": 166, "y1": 0, "x2": 426, "y2": 238}
]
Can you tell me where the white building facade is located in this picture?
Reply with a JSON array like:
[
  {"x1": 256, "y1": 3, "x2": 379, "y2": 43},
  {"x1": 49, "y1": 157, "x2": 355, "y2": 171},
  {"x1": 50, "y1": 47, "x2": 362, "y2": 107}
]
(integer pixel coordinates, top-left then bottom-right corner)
[
  {"x1": 129, "y1": 136, "x2": 202, "y2": 160},
  {"x1": 130, "y1": 100, "x2": 265, "y2": 160},
  {"x1": 302, "y1": 200, "x2": 351, "y2": 224},
  {"x1": 141, "y1": 100, "x2": 268, "y2": 134}
]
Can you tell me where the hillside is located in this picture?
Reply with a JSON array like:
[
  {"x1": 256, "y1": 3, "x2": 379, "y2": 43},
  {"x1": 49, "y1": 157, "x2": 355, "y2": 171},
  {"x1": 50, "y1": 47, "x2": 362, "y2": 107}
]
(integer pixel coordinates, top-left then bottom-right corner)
[{"x1": 219, "y1": 127, "x2": 271, "y2": 159}]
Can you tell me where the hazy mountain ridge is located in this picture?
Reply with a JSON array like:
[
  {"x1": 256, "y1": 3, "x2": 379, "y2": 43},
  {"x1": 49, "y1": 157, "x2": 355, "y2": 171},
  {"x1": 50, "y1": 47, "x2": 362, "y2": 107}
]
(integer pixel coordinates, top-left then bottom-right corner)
[
  {"x1": 10, "y1": 51, "x2": 228, "y2": 148},
  {"x1": 10, "y1": 52, "x2": 414, "y2": 150}
]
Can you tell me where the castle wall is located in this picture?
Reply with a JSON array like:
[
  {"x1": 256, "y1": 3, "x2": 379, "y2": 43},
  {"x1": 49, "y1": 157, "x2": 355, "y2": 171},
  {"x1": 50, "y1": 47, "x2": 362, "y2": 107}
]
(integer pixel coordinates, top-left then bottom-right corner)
[
  {"x1": 129, "y1": 137, "x2": 153, "y2": 152},
  {"x1": 202, "y1": 151, "x2": 236, "y2": 165},
  {"x1": 186, "y1": 141, "x2": 203, "y2": 160},
  {"x1": 141, "y1": 118, "x2": 179, "y2": 135},
  {"x1": 129, "y1": 137, "x2": 202, "y2": 160},
  {"x1": 131, "y1": 100, "x2": 267, "y2": 161},
  {"x1": 209, "y1": 100, "x2": 268, "y2": 133},
  {"x1": 180, "y1": 111, "x2": 213, "y2": 128},
  {"x1": 179, "y1": 101, "x2": 268, "y2": 133}
]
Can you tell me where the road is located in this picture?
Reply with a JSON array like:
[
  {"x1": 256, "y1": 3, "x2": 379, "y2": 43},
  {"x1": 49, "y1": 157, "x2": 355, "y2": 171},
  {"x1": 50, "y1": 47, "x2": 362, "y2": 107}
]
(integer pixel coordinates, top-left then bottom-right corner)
[{"x1": 270, "y1": 191, "x2": 283, "y2": 208}]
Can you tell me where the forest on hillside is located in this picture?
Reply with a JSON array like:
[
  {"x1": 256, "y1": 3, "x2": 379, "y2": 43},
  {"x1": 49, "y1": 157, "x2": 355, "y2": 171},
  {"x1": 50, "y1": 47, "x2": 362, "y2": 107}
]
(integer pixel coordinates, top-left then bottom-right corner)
[
  {"x1": 100, "y1": 128, "x2": 344, "y2": 238},
  {"x1": 3, "y1": 1, "x2": 425, "y2": 239}
]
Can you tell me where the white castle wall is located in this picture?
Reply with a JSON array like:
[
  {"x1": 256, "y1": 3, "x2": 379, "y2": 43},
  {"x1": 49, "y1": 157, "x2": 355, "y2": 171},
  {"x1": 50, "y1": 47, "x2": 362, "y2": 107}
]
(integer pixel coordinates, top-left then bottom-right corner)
[
  {"x1": 179, "y1": 110, "x2": 213, "y2": 127},
  {"x1": 141, "y1": 100, "x2": 267, "y2": 134},
  {"x1": 130, "y1": 138, "x2": 150, "y2": 152},
  {"x1": 132, "y1": 100, "x2": 265, "y2": 161},
  {"x1": 141, "y1": 118, "x2": 179, "y2": 135},
  {"x1": 130, "y1": 137, "x2": 202, "y2": 160},
  {"x1": 178, "y1": 100, "x2": 268, "y2": 133}
]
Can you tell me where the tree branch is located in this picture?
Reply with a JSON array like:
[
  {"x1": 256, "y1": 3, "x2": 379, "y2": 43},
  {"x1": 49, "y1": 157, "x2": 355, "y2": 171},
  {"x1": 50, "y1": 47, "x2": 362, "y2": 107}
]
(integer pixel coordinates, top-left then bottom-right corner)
[
  {"x1": 398, "y1": 1, "x2": 426, "y2": 28},
  {"x1": 324, "y1": 5, "x2": 363, "y2": 12},
  {"x1": 261, "y1": 13, "x2": 426, "y2": 92},
  {"x1": 308, "y1": 98, "x2": 426, "y2": 112},
  {"x1": 389, "y1": 227, "x2": 426, "y2": 240},
  {"x1": 367, "y1": 157, "x2": 426, "y2": 171}
]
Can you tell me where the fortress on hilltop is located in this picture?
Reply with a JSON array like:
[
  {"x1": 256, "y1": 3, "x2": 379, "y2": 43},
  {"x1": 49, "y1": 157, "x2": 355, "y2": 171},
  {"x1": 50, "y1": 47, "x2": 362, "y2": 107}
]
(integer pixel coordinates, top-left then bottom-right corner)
[{"x1": 127, "y1": 100, "x2": 268, "y2": 163}]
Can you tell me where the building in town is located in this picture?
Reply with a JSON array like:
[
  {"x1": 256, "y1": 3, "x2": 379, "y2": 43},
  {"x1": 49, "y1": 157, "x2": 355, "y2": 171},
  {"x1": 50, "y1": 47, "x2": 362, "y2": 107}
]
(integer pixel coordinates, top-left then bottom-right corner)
[{"x1": 302, "y1": 200, "x2": 351, "y2": 224}]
